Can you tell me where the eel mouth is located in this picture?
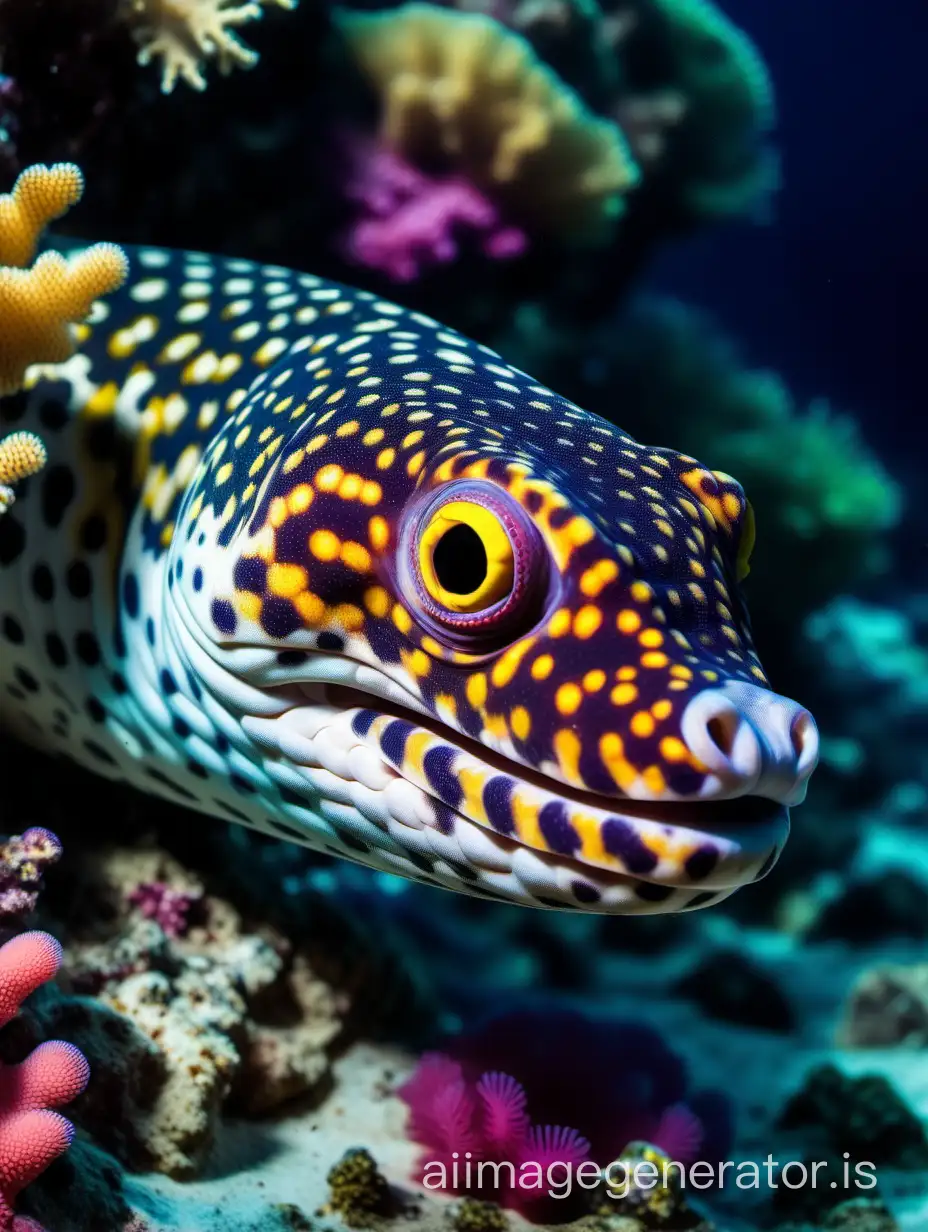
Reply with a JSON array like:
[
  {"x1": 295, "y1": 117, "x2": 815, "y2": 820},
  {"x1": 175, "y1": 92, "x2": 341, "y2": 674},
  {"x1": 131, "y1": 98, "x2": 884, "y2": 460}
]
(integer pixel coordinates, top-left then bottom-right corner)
[{"x1": 245, "y1": 680, "x2": 790, "y2": 912}]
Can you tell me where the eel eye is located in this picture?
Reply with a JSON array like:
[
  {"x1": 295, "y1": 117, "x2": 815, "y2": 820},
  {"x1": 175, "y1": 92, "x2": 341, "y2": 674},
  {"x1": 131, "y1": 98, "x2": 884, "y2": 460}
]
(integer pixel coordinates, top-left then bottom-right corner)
[
  {"x1": 418, "y1": 501, "x2": 513, "y2": 613},
  {"x1": 406, "y1": 481, "x2": 549, "y2": 641}
]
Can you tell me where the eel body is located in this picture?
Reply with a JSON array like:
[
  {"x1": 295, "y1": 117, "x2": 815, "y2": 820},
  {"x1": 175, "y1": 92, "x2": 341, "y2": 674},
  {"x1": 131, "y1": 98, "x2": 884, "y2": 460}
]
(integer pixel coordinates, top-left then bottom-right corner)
[{"x1": 0, "y1": 241, "x2": 819, "y2": 912}]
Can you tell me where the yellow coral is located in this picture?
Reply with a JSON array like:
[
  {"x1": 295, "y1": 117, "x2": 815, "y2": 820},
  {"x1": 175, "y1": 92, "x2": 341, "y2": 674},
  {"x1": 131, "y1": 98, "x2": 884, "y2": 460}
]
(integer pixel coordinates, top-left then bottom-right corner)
[
  {"x1": 122, "y1": 0, "x2": 297, "y2": 93},
  {"x1": 0, "y1": 163, "x2": 128, "y2": 396},
  {"x1": 337, "y1": 3, "x2": 639, "y2": 239},
  {"x1": 0, "y1": 430, "x2": 47, "y2": 514}
]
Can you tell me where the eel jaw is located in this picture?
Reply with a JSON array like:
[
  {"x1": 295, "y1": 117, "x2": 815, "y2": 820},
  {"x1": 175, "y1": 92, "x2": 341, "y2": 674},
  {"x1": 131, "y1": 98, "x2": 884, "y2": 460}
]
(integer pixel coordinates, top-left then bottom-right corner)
[{"x1": 241, "y1": 682, "x2": 791, "y2": 915}]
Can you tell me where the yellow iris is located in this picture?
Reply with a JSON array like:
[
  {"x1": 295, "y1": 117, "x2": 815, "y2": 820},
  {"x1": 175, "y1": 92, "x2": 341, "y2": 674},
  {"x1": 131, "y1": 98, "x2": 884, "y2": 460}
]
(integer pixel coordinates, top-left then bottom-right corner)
[{"x1": 418, "y1": 500, "x2": 514, "y2": 613}]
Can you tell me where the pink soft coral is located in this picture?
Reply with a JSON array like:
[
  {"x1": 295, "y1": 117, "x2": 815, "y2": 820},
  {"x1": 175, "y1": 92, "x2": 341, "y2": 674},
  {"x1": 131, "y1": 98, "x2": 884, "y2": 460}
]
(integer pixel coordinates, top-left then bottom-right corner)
[
  {"x1": 341, "y1": 138, "x2": 527, "y2": 281},
  {"x1": 0, "y1": 931, "x2": 89, "y2": 1231}
]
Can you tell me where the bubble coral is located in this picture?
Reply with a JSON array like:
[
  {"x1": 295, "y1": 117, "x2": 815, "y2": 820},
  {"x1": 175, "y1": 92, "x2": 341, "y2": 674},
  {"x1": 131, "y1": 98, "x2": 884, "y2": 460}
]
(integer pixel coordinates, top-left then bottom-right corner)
[
  {"x1": 336, "y1": 2, "x2": 639, "y2": 244},
  {"x1": 0, "y1": 932, "x2": 90, "y2": 1232}
]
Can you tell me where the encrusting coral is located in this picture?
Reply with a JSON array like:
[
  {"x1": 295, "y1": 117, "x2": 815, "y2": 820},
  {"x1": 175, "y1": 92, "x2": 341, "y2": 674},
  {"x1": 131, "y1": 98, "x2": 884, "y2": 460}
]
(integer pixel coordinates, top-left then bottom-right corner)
[
  {"x1": 337, "y1": 2, "x2": 640, "y2": 243},
  {"x1": 0, "y1": 932, "x2": 90, "y2": 1232},
  {"x1": 0, "y1": 162, "x2": 127, "y2": 397},
  {"x1": 122, "y1": 0, "x2": 299, "y2": 94}
]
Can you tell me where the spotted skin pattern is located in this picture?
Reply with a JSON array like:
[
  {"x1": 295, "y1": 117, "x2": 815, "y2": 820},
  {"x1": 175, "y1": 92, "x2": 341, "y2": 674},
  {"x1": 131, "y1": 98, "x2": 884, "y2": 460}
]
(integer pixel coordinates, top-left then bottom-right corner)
[{"x1": 0, "y1": 242, "x2": 818, "y2": 913}]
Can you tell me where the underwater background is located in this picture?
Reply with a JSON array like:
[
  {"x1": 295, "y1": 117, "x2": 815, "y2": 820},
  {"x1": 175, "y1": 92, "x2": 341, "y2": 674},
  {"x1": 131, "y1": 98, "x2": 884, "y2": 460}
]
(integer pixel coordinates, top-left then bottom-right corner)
[{"x1": 0, "y1": 2, "x2": 925, "y2": 1231}]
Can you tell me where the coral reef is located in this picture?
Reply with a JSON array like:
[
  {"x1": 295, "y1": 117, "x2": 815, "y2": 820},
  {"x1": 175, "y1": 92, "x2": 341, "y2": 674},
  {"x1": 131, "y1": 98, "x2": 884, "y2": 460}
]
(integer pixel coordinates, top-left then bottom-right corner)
[
  {"x1": 326, "y1": 1147, "x2": 395, "y2": 1225},
  {"x1": 0, "y1": 830, "x2": 61, "y2": 918},
  {"x1": 336, "y1": 3, "x2": 640, "y2": 243},
  {"x1": 0, "y1": 431, "x2": 47, "y2": 515},
  {"x1": 0, "y1": 931, "x2": 90, "y2": 1231},
  {"x1": 840, "y1": 964, "x2": 928, "y2": 1050},
  {"x1": 0, "y1": 162, "x2": 127, "y2": 394}
]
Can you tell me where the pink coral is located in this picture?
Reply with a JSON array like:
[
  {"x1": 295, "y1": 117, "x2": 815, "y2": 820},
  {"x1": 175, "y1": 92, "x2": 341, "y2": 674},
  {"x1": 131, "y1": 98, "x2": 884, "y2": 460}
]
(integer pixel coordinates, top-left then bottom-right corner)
[
  {"x1": 341, "y1": 138, "x2": 527, "y2": 282},
  {"x1": 0, "y1": 931, "x2": 90, "y2": 1231},
  {"x1": 127, "y1": 882, "x2": 200, "y2": 938}
]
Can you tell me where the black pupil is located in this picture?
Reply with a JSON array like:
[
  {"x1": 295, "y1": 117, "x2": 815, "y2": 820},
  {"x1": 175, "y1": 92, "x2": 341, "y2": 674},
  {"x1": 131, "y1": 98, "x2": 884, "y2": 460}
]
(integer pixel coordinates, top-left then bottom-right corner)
[{"x1": 433, "y1": 523, "x2": 488, "y2": 594}]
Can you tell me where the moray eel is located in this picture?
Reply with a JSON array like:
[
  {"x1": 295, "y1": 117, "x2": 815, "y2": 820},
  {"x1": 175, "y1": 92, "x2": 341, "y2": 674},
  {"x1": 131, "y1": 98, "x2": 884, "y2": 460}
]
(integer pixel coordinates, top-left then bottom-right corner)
[{"x1": 0, "y1": 242, "x2": 819, "y2": 913}]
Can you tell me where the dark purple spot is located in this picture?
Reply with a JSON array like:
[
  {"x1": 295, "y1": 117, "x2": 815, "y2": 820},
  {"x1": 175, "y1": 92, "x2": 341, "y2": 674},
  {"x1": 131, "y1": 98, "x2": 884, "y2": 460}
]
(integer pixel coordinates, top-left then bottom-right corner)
[
  {"x1": 423, "y1": 745, "x2": 462, "y2": 808},
  {"x1": 538, "y1": 801, "x2": 581, "y2": 855},
  {"x1": 277, "y1": 650, "x2": 308, "y2": 667},
  {"x1": 317, "y1": 631, "x2": 345, "y2": 652},
  {"x1": 234, "y1": 556, "x2": 266, "y2": 593},
  {"x1": 381, "y1": 718, "x2": 414, "y2": 765},
  {"x1": 602, "y1": 817, "x2": 659, "y2": 875},
  {"x1": 483, "y1": 776, "x2": 515, "y2": 834},
  {"x1": 192, "y1": 567, "x2": 204, "y2": 592},
  {"x1": 635, "y1": 881, "x2": 674, "y2": 902},
  {"x1": 571, "y1": 880, "x2": 601, "y2": 904},
  {"x1": 548, "y1": 506, "x2": 571, "y2": 530},
  {"x1": 211, "y1": 599, "x2": 236, "y2": 635},
  {"x1": 688, "y1": 890, "x2": 719, "y2": 907},
  {"x1": 352, "y1": 709, "x2": 377, "y2": 737},
  {"x1": 261, "y1": 596, "x2": 302, "y2": 638},
  {"x1": 685, "y1": 844, "x2": 720, "y2": 881},
  {"x1": 432, "y1": 804, "x2": 456, "y2": 834}
]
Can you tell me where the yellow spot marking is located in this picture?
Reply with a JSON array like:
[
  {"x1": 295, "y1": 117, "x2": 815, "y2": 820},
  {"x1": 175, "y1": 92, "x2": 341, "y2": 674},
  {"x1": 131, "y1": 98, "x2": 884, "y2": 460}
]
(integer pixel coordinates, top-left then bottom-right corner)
[
  {"x1": 305, "y1": 434, "x2": 328, "y2": 454},
  {"x1": 368, "y1": 515, "x2": 390, "y2": 551},
  {"x1": 491, "y1": 638, "x2": 536, "y2": 689},
  {"x1": 639, "y1": 628, "x2": 664, "y2": 648},
  {"x1": 364, "y1": 586, "x2": 390, "y2": 618},
  {"x1": 402, "y1": 648, "x2": 431, "y2": 678},
  {"x1": 660, "y1": 737, "x2": 690, "y2": 763},
  {"x1": 337, "y1": 420, "x2": 360, "y2": 437},
  {"x1": 630, "y1": 581, "x2": 651, "y2": 603},
  {"x1": 652, "y1": 699, "x2": 673, "y2": 721},
  {"x1": 333, "y1": 603, "x2": 365, "y2": 633},
  {"x1": 341, "y1": 541, "x2": 372, "y2": 573},
  {"x1": 531, "y1": 654, "x2": 554, "y2": 681},
  {"x1": 583, "y1": 669, "x2": 606, "y2": 692},
  {"x1": 158, "y1": 333, "x2": 201, "y2": 363},
  {"x1": 253, "y1": 337, "x2": 288, "y2": 366},
  {"x1": 610, "y1": 683, "x2": 638, "y2": 706},
  {"x1": 406, "y1": 450, "x2": 426, "y2": 476},
  {"x1": 315, "y1": 464, "x2": 343, "y2": 492},
  {"x1": 641, "y1": 652, "x2": 669, "y2": 669},
  {"x1": 310, "y1": 529, "x2": 340, "y2": 561},
  {"x1": 376, "y1": 447, "x2": 396, "y2": 469},
  {"x1": 288, "y1": 485, "x2": 313, "y2": 514},
  {"x1": 216, "y1": 462, "x2": 233, "y2": 485},
  {"x1": 392, "y1": 604, "x2": 413, "y2": 635},
  {"x1": 553, "y1": 729, "x2": 582, "y2": 784},
  {"x1": 360, "y1": 481, "x2": 383, "y2": 506},
  {"x1": 363, "y1": 427, "x2": 384, "y2": 446},
  {"x1": 579, "y1": 559, "x2": 619, "y2": 598},
  {"x1": 599, "y1": 733, "x2": 637, "y2": 792},
  {"x1": 295, "y1": 592, "x2": 325, "y2": 625},
  {"x1": 631, "y1": 711, "x2": 655, "y2": 738},
  {"x1": 548, "y1": 608, "x2": 571, "y2": 638},
  {"x1": 466, "y1": 673, "x2": 488, "y2": 709},
  {"x1": 617, "y1": 609, "x2": 641, "y2": 634},
  {"x1": 234, "y1": 426, "x2": 251, "y2": 448},
  {"x1": 237, "y1": 592, "x2": 261, "y2": 622},
  {"x1": 556, "y1": 683, "x2": 583, "y2": 716},
  {"x1": 574, "y1": 606, "x2": 602, "y2": 639},
  {"x1": 283, "y1": 449, "x2": 304, "y2": 474},
  {"x1": 642, "y1": 766, "x2": 666, "y2": 794},
  {"x1": 268, "y1": 563, "x2": 307, "y2": 598}
]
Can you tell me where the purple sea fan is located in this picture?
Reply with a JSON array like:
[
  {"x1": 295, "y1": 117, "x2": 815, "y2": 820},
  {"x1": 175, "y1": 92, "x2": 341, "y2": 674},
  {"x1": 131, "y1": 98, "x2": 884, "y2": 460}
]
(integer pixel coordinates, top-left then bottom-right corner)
[{"x1": 477, "y1": 1071, "x2": 529, "y2": 1154}]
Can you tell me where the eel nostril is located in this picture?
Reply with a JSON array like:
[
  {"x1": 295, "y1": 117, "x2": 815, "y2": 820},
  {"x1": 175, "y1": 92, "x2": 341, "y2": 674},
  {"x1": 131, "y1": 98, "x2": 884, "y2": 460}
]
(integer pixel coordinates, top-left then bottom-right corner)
[
  {"x1": 789, "y1": 709, "x2": 819, "y2": 770},
  {"x1": 707, "y1": 712, "x2": 739, "y2": 759}
]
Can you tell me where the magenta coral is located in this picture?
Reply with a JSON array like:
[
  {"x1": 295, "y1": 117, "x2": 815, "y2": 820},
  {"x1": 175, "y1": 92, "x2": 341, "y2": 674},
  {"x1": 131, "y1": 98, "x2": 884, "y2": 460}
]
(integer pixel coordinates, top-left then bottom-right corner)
[
  {"x1": 0, "y1": 830, "x2": 63, "y2": 921},
  {"x1": 0, "y1": 931, "x2": 90, "y2": 1231},
  {"x1": 127, "y1": 882, "x2": 200, "y2": 938},
  {"x1": 341, "y1": 138, "x2": 527, "y2": 282},
  {"x1": 398, "y1": 1010, "x2": 727, "y2": 1218}
]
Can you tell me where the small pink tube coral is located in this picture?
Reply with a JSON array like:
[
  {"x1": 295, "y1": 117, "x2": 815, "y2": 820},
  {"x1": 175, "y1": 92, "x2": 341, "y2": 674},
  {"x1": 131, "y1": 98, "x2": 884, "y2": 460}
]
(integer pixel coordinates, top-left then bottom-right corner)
[{"x1": 0, "y1": 931, "x2": 90, "y2": 1231}]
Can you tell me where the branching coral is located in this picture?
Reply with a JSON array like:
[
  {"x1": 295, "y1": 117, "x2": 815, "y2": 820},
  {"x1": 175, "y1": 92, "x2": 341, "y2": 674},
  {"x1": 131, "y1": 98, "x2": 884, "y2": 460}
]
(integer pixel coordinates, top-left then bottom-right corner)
[
  {"x1": 122, "y1": 0, "x2": 299, "y2": 94},
  {"x1": 0, "y1": 932, "x2": 90, "y2": 1232},
  {"x1": 336, "y1": 2, "x2": 639, "y2": 243},
  {"x1": 0, "y1": 162, "x2": 127, "y2": 397}
]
